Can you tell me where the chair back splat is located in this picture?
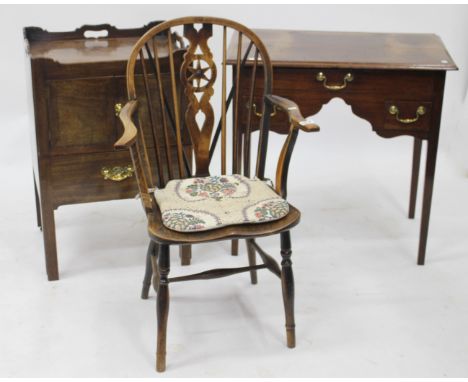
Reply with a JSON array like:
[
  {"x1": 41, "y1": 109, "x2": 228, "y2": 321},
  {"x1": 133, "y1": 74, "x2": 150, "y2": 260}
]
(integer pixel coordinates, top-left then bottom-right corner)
[{"x1": 124, "y1": 17, "x2": 273, "y2": 197}]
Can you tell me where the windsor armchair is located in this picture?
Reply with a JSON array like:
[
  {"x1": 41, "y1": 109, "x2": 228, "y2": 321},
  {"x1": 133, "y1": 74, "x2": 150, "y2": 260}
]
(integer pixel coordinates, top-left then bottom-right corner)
[{"x1": 115, "y1": 17, "x2": 319, "y2": 372}]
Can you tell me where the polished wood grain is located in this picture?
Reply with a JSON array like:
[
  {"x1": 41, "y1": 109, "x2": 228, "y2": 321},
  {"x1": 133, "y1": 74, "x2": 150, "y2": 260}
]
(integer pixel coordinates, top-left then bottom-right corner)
[
  {"x1": 280, "y1": 230, "x2": 295, "y2": 348},
  {"x1": 238, "y1": 67, "x2": 439, "y2": 139},
  {"x1": 116, "y1": 17, "x2": 317, "y2": 372},
  {"x1": 228, "y1": 29, "x2": 457, "y2": 70},
  {"x1": 141, "y1": 241, "x2": 157, "y2": 299},
  {"x1": 408, "y1": 138, "x2": 423, "y2": 219},
  {"x1": 24, "y1": 22, "x2": 192, "y2": 280},
  {"x1": 229, "y1": 29, "x2": 457, "y2": 265}
]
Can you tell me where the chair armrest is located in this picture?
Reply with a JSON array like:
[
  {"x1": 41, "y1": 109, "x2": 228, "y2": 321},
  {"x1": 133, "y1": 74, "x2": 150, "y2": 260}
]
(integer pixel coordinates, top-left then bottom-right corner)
[
  {"x1": 114, "y1": 100, "x2": 154, "y2": 212},
  {"x1": 263, "y1": 94, "x2": 319, "y2": 198},
  {"x1": 265, "y1": 94, "x2": 320, "y2": 133},
  {"x1": 115, "y1": 100, "x2": 139, "y2": 149}
]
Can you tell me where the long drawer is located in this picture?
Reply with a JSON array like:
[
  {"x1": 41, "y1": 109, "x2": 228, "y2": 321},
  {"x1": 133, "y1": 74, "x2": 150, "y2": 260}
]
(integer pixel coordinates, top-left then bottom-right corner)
[{"x1": 238, "y1": 67, "x2": 437, "y2": 139}]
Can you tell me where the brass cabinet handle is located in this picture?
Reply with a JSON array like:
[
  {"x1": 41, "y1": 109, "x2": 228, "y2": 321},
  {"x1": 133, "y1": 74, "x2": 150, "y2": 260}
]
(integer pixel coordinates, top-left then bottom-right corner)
[
  {"x1": 316, "y1": 72, "x2": 353, "y2": 91},
  {"x1": 114, "y1": 103, "x2": 123, "y2": 116},
  {"x1": 101, "y1": 164, "x2": 134, "y2": 181},
  {"x1": 251, "y1": 103, "x2": 277, "y2": 117},
  {"x1": 388, "y1": 105, "x2": 426, "y2": 124}
]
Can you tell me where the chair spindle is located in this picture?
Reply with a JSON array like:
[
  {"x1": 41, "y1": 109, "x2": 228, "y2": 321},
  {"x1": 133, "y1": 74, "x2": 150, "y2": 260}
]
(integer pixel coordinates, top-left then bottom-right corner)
[
  {"x1": 221, "y1": 26, "x2": 227, "y2": 175},
  {"x1": 151, "y1": 37, "x2": 174, "y2": 183},
  {"x1": 233, "y1": 31, "x2": 243, "y2": 175},
  {"x1": 243, "y1": 47, "x2": 259, "y2": 177},
  {"x1": 167, "y1": 28, "x2": 185, "y2": 179},
  {"x1": 140, "y1": 47, "x2": 164, "y2": 186}
]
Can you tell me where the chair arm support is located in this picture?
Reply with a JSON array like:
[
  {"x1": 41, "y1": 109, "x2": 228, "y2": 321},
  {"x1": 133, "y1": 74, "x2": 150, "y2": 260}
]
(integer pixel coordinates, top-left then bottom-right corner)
[
  {"x1": 114, "y1": 100, "x2": 154, "y2": 212},
  {"x1": 265, "y1": 94, "x2": 320, "y2": 133},
  {"x1": 264, "y1": 94, "x2": 319, "y2": 198},
  {"x1": 115, "y1": 100, "x2": 139, "y2": 149}
]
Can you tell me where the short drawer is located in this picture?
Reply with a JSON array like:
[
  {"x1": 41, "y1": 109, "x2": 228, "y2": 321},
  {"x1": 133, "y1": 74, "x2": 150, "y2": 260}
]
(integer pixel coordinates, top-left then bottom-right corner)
[
  {"x1": 50, "y1": 150, "x2": 138, "y2": 207},
  {"x1": 383, "y1": 101, "x2": 432, "y2": 132},
  {"x1": 50, "y1": 143, "x2": 192, "y2": 208}
]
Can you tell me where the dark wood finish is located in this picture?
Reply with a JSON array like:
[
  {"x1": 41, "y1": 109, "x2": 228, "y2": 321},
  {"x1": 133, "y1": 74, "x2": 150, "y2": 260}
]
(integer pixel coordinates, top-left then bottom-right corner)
[
  {"x1": 141, "y1": 240, "x2": 157, "y2": 300},
  {"x1": 409, "y1": 138, "x2": 423, "y2": 219},
  {"x1": 280, "y1": 230, "x2": 295, "y2": 348},
  {"x1": 24, "y1": 22, "x2": 163, "y2": 43},
  {"x1": 231, "y1": 239, "x2": 239, "y2": 256},
  {"x1": 417, "y1": 72, "x2": 446, "y2": 265},
  {"x1": 250, "y1": 239, "x2": 282, "y2": 278},
  {"x1": 156, "y1": 244, "x2": 170, "y2": 372},
  {"x1": 150, "y1": 245, "x2": 160, "y2": 294},
  {"x1": 25, "y1": 22, "x2": 192, "y2": 280},
  {"x1": 116, "y1": 17, "x2": 318, "y2": 372},
  {"x1": 246, "y1": 239, "x2": 258, "y2": 284},
  {"x1": 179, "y1": 245, "x2": 192, "y2": 266},
  {"x1": 33, "y1": 172, "x2": 42, "y2": 229},
  {"x1": 228, "y1": 29, "x2": 457, "y2": 71},
  {"x1": 229, "y1": 29, "x2": 457, "y2": 265},
  {"x1": 169, "y1": 263, "x2": 267, "y2": 283}
]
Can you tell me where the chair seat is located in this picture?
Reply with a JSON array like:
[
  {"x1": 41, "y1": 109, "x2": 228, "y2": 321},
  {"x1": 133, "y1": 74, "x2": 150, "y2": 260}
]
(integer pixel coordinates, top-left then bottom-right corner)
[
  {"x1": 154, "y1": 174, "x2": 290, "y2": 232},
  {"x1": 148, "y1": 203, "x2": 300, "y2": 245},
  {"x1": 149, "y1": 174, "x2": 300, "y2": 245}
]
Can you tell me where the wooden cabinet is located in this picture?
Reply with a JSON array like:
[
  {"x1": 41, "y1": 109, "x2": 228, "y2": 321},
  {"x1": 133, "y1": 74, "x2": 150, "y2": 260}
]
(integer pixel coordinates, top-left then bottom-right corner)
[{"x1": 25, "y1": 23, "x2": 191, "y2": 280}]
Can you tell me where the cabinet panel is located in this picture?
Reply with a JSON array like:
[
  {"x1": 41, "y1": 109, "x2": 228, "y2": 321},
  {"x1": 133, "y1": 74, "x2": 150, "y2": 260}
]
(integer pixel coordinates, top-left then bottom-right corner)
[{"x1": 47, "y1": 77, "x2": 118, "y2": 154}]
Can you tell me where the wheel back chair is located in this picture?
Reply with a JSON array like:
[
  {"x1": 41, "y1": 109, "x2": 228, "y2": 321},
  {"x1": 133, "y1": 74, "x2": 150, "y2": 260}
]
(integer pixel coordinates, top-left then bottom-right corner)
[{"x1": 115, "y1": 16, "x2": 319, "y2": 372}]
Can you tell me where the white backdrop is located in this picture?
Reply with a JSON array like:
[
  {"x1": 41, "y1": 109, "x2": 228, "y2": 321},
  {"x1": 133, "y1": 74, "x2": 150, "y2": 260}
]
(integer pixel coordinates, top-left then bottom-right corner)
[
  {"x1": 1, "y1": 5, "x2": 468, "y2": 377},
  {"x1": 0, "y1": 4, "x2": 468, "y2": 170}
]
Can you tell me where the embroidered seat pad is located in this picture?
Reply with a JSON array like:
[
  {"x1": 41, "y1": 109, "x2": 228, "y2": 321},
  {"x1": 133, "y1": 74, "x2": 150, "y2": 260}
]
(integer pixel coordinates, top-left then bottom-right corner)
[{"x1": 154, "y1": 174, "x2": 289, "y2": 232}]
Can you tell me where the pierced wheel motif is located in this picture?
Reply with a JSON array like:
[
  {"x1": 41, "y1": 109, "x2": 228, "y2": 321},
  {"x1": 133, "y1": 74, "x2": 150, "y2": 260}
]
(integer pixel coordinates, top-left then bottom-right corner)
[{"x1": 185, "y1": 55, "x2": 216, "y2": 92}]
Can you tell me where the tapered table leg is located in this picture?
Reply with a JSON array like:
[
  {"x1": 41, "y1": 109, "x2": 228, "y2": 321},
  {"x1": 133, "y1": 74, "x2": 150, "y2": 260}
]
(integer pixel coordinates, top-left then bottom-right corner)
[
  {"x1": 408, "y1": 138, "x2": 422, "y2": 219},
  {"x1": 416, "y1": 71, "x2": 445, "y2": 266},
  {"x1": 33, "y1": 173, "x2": 42, "y2": 230},
  {"x1": 417, "y1": 136, "x2": 439, "y2": 265}
]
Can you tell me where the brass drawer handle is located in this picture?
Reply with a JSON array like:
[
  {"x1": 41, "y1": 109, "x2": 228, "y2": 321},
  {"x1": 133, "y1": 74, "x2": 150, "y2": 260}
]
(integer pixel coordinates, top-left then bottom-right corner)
[
  {"x1": 388, "y1": 105, "x2": 426, "y2": 124},
  {"x1": 114, "y1": 103, "x2": 123, "y2": 116},
  {"x1": 316, "y1": 72, "x2": 353, "y2": 91},
  {"x1": 101, "y1": 164, "x2": 134, "y2": 181},
  {"x1": 251, "y1": 103, "x2": 277, "y2": 118}
]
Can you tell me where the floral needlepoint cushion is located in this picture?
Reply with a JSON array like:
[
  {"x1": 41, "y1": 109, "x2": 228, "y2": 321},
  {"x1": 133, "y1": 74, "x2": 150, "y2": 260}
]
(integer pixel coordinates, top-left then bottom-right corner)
[{"x1": 154, "y1": 174, "x2": 289, "y2": 232}]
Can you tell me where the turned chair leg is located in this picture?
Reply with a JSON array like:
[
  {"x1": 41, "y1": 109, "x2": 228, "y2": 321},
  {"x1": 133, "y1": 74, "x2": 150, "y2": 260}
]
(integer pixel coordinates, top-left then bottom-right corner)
[
  {"x1": 156, "y1": 244, "x2": 170, "y2": 372},
  {"x1": 246, "y1": 239, "x2": 258, "y2": 284},
  {"x1": 141, "y1": 241, "x2": 157, "y2": 299},
  {"x1": 280, "y1": 231, "x2": 295, "y2": 348}
]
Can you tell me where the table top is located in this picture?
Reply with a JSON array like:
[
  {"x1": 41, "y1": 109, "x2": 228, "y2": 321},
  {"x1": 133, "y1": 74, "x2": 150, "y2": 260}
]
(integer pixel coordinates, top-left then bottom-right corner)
[
  {"x1": 26, "y1": 36, "x2": 172, "y2": 64},
  {"x1": 27, "y1": 36, "x2": 140, "y2": 64},
  {"x1": 228, "y1": 29, "x2": 458, "y2": 71}
]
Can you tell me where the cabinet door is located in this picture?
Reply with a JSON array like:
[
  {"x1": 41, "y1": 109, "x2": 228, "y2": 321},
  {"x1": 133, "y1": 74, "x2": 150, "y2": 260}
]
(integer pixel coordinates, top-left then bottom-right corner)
[{"x1": 47, "y1": 77, "x2": 118, "y2": 155}]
